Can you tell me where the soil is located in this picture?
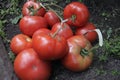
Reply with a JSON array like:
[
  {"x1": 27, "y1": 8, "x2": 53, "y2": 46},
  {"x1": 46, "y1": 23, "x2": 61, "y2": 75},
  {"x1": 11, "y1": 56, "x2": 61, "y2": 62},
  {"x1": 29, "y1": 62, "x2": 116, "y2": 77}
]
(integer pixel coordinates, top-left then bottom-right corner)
[{"x1": 0, "y1": 0, "x2": 120, "y2": 80}]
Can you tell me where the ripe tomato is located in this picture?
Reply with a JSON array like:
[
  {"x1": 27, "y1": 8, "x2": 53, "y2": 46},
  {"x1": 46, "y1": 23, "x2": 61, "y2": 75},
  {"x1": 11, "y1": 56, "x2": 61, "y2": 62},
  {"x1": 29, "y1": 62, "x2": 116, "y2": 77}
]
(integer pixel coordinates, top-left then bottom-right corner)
[
  {"x1": 44, "y1": 10, "x2": 60, "y2": 27},
  {"x1": 51, "y1": 22, "x2": 73, "y2": 39},
  {"x1": 10, "y1": 34, "x2": 32, "y2": 55},
  {"x1": 32, "y1": 28, "x2": 51, "y2": 38},
  {"x1": 14, "y1": 48, "x2": 51, "y2": 80},
  {"x1": 63, "y1": 2, "x2": 90, "y2": 27},
  {"x1": 22, "y1": 1, "x2": 46, "y2": 16},
  {"x1": 32, "y1": 29, "x2": 69, "y2": 60},
  {"x1": 62, "y1": 35, "x2": 93, "y2": 72},
  {"x1": 19, "y1": 16, "x2": 48, "y2": 36},
  {"x1": 75, "y1": 22, "x2": 97, "y2": 42}
]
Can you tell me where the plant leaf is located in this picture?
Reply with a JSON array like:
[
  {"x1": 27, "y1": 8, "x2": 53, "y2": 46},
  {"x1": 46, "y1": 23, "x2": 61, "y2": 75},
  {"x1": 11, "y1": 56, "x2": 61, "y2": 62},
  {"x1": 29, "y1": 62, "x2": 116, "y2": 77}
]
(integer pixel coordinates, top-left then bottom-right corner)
[{"x1": 11, "y1": 15, "x2": 22, "y2": 24}]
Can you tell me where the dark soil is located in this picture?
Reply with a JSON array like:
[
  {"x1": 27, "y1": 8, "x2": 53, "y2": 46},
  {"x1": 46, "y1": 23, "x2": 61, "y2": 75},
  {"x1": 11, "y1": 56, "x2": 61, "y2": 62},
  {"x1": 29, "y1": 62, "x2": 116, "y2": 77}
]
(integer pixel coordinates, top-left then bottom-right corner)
[{"x1": 0, "y1": 0, "x2": 120, "y2": 80}]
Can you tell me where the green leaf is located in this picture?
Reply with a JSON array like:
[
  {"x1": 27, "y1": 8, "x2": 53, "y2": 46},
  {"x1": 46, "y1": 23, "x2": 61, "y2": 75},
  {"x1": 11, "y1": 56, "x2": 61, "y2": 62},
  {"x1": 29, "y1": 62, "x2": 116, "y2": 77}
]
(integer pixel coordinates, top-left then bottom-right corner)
[{"x1": 11, "y1": 15, "x2": 22, "y2": 24}]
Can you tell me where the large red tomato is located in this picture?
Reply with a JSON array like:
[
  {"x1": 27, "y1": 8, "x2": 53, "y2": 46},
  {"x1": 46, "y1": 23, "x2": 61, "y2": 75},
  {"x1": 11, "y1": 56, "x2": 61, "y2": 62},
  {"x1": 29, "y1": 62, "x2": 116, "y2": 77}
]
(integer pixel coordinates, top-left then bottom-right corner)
[
  {"x1": 75, "y1": 22, "x2": 97, "y2": 42},
  {"x1": 10, "y1": 34, "x2": 32, "y2": 55},
  {"x1": 22, "y1": 1, "x2": 46, "y2": 16},
  {"x1": 19, "y1": 16, "x2": 48, "y2": 36},
  {"x1": 64, "y1": 2, "x2": 90, "y2": 27},
  {"x1": 14, "y1": 48, "x2": 51, "y2": 80},
  {"x1": 32, "y1": 29, "x2": 68, "y2": 60},
  {"x1": 44, "y1": 10, "x2": 60, "y2": 27},
  {"x1": 62, "y1": 35, "x2": 93, "y2": 72},
  {"x1": 51, "y1": 22, "x2": 73, "y2": 39}
]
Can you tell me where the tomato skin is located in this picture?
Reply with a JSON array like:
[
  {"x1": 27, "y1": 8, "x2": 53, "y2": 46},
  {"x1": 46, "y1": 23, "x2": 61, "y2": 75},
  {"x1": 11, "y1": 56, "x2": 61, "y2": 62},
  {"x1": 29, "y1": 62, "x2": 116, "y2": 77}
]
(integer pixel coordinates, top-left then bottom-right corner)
[
  {"x1": 32, "y1": 29, "x2": 69, "y2": 60},
  {"x1": 14, "y1": 48, "x2": 51, "y2": 80},
  {"x1": 62, "y1": 35, "x2": 93, "y2": 72},
  {"x1": 22, "y1": 1, "x2": 46, "y2": 16},
  {"x1": 75, "y1": 22, "x2": 97, "y2": 42},
  {"x1": 64, "y1": 2, "x2": 90, "y2": 27},
  {"x1": 32, "y1": 28, "x2": 51, "y2": 38},
  {"x1": 51, "y1": 22, "x2": 73, "y2": 39},
  {"x1": 10, "y1": 34, "x2": 32, "y2": 55},
  {"x1": 44, "y1": 11, "x2": 60, "y2": 27},
  {"x1": 19, "y1": 16, "x2": 48, "y2": 36}
]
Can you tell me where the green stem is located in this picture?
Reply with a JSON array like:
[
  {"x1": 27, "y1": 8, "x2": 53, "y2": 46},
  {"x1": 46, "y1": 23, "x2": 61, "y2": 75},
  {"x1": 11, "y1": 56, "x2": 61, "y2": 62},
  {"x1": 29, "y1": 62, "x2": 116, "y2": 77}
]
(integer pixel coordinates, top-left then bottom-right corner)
[
  {"x1": 44, "y1": 3, "x2": 63, "y2": 10},
  {"x1": 47, "y1": 6, "x2": 63, "y2": 21},
  {"x1": 51, "y1": 27, "x2": 61, "y2": 38},
  {"x1": 51, "y1": 19, "x2": 68, "y2": 38}
]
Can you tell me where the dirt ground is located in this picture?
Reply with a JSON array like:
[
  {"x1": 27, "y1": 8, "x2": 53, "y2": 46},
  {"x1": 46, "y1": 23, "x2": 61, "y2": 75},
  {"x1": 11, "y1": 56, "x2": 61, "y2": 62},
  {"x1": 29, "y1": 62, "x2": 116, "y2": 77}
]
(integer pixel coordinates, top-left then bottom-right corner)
[{"x1": 0, "y1": 0, "x2": 120, "y2": 80}]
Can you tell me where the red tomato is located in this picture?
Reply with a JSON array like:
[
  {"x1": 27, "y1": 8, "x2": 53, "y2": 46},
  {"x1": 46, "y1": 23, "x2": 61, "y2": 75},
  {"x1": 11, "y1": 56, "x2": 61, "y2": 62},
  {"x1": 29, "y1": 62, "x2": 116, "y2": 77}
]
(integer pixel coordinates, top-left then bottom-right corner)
[
  {"x1": 75, "y1": 22, "x2": 97, "y2": 42},
  {"x1": 32, "y1": 29, "x2": 68, "y2": 60},
  {"x1": 64, "y1": 2, "x2": 90, "y2": 27},
  {"x1": 62, "y1": 35, "x2": 93, "y2": 72},
  {"x1": 19, "y1": 16, "x2": 48, "y2": 36},
  {"x1": 32, "y1": 28, "x2": 51, "y2": 38},
  {"x1": 44, "y1": 10, "x2": 60, "y2": 27},
  {"x1": 14, "y1": 48, "x2": 51, "y2": 80},
  {"x1": 10, "y1": 34, "x2": 32, "y2": 55},
  {"x1": 22, "y1": 1, "x2": 46, "y2": 16},
  {"x1": 51, "y1": 22, "x2": 73, "y2": 39}
]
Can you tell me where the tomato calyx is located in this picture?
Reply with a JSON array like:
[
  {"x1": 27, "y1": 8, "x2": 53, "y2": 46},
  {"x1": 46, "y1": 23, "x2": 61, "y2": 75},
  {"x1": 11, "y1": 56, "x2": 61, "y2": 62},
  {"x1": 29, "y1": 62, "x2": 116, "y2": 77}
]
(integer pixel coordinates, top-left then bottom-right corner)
[
  {"x1": 71, "y1": 15, "x2": 76, "y2": 22},
  {"x1": 28, "y1": 5, "x2": 42, "y2": 16},
  {"x1": 81, "y1": 48, "x2": 89, "y2": 57},
  {"x1": 26, "y1": 2, "x2": 46, "y2": 16}
]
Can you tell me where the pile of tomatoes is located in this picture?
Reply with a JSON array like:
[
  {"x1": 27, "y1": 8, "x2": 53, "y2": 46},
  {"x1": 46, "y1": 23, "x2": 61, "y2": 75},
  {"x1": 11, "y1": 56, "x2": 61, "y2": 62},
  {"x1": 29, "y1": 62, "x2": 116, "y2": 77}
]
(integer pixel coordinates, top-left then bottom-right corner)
[{"x1": 10, "y1": 0, "x2": 100, "y2": 80}]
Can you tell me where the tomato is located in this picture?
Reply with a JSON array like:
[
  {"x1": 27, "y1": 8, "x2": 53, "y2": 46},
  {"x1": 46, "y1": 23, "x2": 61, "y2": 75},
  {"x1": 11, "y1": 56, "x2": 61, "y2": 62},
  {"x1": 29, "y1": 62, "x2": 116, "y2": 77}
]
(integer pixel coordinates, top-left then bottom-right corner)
[
  {"x1": 62, "y1": 35, "x2": 93, "y2": 72},
  {"x1": 51, "y1": 22, "x2": 73, "y2": 39},
  {"x1": 19, "y1": 16, "x2": 48, "y2": 36},
  {"x1": 32, "y1": 29, "x2": 68, "y2": 60},
  {"x1": 44, "y1": 10, "x2": 60, "y2": 27},
  {"x1": 22, "y1": 1, "x2": 46, "y2": 16},
  {"x1": 63, "y1": 2, "x2": 90, "y2": 27},
  {"x1": 14, "y1": 48, "x2": 51, "y2": 80},
  {"x1": 10, "y1": 34, "x2": 32, "y2": 55},
  {"x1": 32, "y1": 28, "x2": 51, "y2": 38},
  {"x1": 75, "y1": 22, "x2": 97, "y2": 42}
]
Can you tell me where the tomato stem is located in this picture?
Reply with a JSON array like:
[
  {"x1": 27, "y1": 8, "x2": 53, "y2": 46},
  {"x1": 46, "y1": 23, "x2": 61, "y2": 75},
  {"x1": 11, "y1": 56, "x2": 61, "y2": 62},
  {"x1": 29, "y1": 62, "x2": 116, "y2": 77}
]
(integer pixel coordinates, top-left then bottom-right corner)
[
  {"x1": 84, "y1": 29, "x2": 103, "y2": 47},
  {"x1": 44, "y1": 3, "x2": 63, "y2": 10},
  {"x1": 47, "y1": 6, "x2": 63, "y2": 21},
  {"x1": 89, "y1": 44, "x2": 99, "y2": 52},
  {"x1": 71, "y1": 15, "x2": 76, "y2": 22},
  {"x1": 51, "y1": 19, "x2": 68, "y2": 38}
]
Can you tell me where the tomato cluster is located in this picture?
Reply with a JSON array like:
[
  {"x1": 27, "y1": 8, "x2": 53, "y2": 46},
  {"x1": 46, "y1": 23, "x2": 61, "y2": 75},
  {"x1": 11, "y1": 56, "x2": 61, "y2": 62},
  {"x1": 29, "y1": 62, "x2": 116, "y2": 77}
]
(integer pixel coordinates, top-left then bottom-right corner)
[{"x1": 10, "y1": 1, "x2": 101, "y2": 80}]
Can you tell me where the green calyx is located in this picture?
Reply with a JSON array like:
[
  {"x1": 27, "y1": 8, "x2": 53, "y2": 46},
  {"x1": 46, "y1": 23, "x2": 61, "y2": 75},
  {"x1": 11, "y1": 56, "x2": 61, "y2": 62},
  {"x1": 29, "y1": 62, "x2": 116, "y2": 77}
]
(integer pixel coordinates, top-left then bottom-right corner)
[
  {"x1": 71, "y1": 15, "x2": 76, "y2": 22},
  {"x1": 81, "y1": 48, "x2": 89, "y2": 57}
]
